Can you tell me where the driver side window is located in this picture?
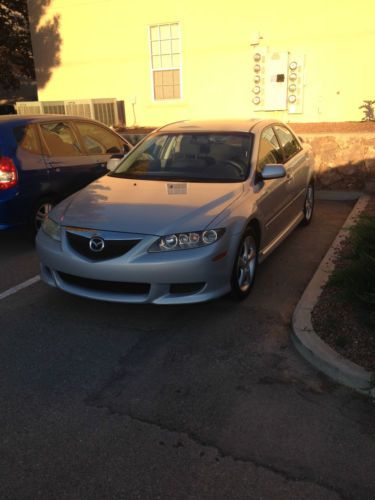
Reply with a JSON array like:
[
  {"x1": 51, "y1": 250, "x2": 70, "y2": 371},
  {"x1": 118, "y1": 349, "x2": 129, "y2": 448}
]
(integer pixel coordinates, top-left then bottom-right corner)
[
  {"x1": 257, "y1": 127, "x2": 283, "y2": 173},
  {"x1": 75, "y1": 122, "x2": 126, "y2": 155}
]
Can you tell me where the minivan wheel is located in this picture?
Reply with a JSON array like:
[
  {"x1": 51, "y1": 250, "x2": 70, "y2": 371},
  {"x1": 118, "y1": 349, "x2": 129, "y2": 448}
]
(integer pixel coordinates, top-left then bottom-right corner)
[
  {"x1": 301, "y1": 182, "x2": 314, "y2": 226},
  {"x1": 230, "y1": 229, "x2": 258, "y2": 300},
  {"x1": 31, "y1": 198, "x2": 54, "y2": 236}
]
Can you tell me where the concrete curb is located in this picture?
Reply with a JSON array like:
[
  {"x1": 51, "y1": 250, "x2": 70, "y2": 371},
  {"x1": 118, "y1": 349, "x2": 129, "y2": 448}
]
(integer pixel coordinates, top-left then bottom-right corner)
[{"x1": 291, "y1": 194, "x2": 375, "y2": 398}]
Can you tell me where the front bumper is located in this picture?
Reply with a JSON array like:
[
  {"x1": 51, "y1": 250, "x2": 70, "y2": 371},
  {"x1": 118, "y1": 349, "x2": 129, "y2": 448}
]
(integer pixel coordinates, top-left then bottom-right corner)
[{"x1": 36, "y1": 227, "x2": 236, "y2": 304}]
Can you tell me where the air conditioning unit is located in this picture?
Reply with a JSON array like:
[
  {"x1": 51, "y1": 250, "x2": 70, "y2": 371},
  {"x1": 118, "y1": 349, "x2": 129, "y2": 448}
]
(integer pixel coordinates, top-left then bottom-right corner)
[
  {"x1": 15, "y1": 101, "x2": 43, "y2": 115},
  {"x1": 64, "y1": 99, "x2": 92, "y2": 120},
  {"x1": 15, "y1": 98, "x2": 122, "y2": 126},
  {"x1": 64, "y1": 98, "x2": 119, "y2": 126},
  {"x1": 41, "y1": 101, "x2": 66, "y2": 115}
]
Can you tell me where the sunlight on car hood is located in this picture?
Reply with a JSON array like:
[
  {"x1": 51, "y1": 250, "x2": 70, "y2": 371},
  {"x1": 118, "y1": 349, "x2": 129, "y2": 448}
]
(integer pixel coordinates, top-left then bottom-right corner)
[{"x1": 58, "y1": 175, "x2": 244, "y2": 235}]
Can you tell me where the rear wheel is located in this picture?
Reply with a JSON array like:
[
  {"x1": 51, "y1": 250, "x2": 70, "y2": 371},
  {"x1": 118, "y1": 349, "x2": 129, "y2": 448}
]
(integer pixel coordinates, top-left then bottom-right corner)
[
  {"x1": 30, "y1": 197, "x2": 55, "y2": 237},
  {"x1": 230, "y1": 229, "x2": 258, "y2": 300},
  {"x1": 301, "y1": 182, "x2": 314, "y2": 226}
]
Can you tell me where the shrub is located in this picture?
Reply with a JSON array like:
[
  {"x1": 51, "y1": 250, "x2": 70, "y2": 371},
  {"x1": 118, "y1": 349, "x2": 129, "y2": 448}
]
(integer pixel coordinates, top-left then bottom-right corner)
[
  {"x1": 359, "y1": 100, "x2": 375, "y2": 121},
  {"x1": 331, "y1": 214, "x2": 375, "y2": 327}
]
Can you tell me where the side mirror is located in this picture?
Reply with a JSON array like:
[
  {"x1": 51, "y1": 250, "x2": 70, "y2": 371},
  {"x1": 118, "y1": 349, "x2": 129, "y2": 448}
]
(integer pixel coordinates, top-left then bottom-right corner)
[
  {"x1": 261, "y1": 164, "x2": 286, "y2": 180},
  {"x1": 107, "y1": 154, "x2": 124, "y2": 172}
]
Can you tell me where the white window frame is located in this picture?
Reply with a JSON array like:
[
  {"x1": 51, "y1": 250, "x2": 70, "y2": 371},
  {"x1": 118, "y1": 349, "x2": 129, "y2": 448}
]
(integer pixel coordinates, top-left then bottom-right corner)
[{"x1": 148, "y1": 22, "x2": 183, "y2": 102}]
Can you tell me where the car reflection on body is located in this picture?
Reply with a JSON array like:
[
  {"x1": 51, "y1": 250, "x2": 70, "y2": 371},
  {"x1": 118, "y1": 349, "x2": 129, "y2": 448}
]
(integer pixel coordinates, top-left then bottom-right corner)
[{"x1": 36, "y1": 119, "x2": 314, "y2": 304}]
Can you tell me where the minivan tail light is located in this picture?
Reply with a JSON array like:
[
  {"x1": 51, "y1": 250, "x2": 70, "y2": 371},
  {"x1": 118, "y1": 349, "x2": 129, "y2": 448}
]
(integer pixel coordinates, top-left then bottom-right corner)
[{"x1": 0, "y1": 157, "x2": 18, "y2": 190}]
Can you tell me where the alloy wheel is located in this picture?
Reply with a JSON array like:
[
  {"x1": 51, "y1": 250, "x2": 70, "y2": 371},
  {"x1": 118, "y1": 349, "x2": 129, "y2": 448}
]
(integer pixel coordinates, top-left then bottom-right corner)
[
  {"x1": 236, "y1": 234, "x2": 257, "y2": 293},
  {"x1": 35, "y1": 202, "x2": 53, "y2": 231},
  {"x1": 305, "y1": 184, "x2": 314, "y2": 221}
]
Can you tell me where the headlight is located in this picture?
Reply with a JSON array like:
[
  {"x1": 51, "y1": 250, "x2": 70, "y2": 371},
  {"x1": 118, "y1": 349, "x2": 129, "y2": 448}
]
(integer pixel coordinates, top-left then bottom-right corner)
[
  {"x1": 149, "y1": 228, "x2": 225, "y2": 252},
  {"x1": 42, "y1": 217, "x2": 61, "y2": 241}
]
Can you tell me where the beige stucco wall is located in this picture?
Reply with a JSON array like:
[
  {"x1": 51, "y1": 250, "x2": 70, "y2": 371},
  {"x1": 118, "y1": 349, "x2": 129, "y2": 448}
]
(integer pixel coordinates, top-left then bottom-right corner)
[{"x1": 29, "y1": 0, "x2": 375, "y2": 126}]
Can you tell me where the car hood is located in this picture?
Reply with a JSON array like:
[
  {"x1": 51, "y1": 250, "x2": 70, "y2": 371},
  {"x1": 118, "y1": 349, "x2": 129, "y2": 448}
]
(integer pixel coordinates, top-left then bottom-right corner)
[{"x1": 54, "y1": 175, "x2": 244, "y2": 235}]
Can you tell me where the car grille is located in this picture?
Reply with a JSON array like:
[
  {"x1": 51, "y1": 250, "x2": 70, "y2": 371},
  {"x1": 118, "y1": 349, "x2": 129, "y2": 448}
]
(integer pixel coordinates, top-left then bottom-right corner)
[
  {"x1": 66, "y1": 231, "x2": 140, "y2": 261},
  {"x1": 58, "y1": 272, "x2": 150, "y2": 295},
  {"x1": 169, "y1": 283, "x2": 205, "y2": 294}
]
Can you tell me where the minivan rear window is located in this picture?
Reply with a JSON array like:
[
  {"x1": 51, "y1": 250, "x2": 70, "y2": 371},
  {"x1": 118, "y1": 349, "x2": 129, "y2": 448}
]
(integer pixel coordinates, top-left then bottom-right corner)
[{"x1": 14, "y1": 125, "x2": 42, "y2": 155}]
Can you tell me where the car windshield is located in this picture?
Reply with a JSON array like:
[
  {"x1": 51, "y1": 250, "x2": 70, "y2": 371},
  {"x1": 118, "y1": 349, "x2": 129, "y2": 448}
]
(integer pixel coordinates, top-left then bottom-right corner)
[{"x1": 109, "y1": 133, "x2": 252, "y2": 182}]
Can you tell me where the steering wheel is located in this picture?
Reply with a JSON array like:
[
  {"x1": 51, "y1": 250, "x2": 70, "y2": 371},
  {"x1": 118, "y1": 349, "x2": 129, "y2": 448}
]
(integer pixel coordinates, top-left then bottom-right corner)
[
  {"x1": 140, "y1": 152, "x2": 154, "y2": 161},
  {"x1": 225, "y1": 160, "x2": 245, "y2": 177}
]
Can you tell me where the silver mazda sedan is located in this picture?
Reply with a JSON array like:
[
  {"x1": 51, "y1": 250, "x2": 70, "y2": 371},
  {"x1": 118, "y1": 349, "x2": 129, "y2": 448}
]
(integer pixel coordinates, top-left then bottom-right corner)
[{"x1": 36, "y1": 119, "x2": 314, "y2": 304}]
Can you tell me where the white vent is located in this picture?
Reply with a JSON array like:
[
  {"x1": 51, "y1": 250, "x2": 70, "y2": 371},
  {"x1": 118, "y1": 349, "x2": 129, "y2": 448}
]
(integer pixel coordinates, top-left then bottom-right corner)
[
  {"x1": 15, "y1": 101, "x2": 42, "y2": 115},
  {"x1": 42, "y1": 101, "x2": 66, "y2": 115},
  {"x1": 64, "y1": 100, "x2": 92, "y2": 119},
  {"x1": 92, "y1": 99, "x2": 118, "y2": 127},
  {"x1": 64, "y1": 99, "x2": 119, "y2": 126},
  {"x1": 15, "y1": 99, "x2": 120, "y2": 126}
]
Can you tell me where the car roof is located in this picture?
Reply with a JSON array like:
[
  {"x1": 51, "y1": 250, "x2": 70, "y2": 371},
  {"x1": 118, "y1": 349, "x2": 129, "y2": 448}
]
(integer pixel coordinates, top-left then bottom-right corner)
[
  {"x1": 0, "y1": 114, "x2": 101, "y2": 125},
  {"x1": 156, "y1": 119, "x2": 282, "y2": 134}
]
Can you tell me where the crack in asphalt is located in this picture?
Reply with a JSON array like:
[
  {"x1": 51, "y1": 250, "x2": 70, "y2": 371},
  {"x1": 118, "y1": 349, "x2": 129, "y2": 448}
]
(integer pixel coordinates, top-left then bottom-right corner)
[
  {"x1": 86, "y1": 396, "x2": 345, "y2": 500},
  {"x1": 83, "y1": 326, "x2": 371, "y2": 500}
]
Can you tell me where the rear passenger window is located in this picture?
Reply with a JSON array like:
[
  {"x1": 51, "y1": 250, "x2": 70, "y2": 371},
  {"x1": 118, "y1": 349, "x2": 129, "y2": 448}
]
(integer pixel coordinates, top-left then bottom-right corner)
[
  {"x1": 74, "y1": 122, "x2": 125, "y2": 155},
  {"x1": 14, "y1": 125, "x2": 42, "y2": 155},
  {"x1": 257, "y1": 127, "x2": 283, "y2": 172},
  {"x1": 274, "y1": 125, "x2": 301, "y2": 162},
  {"x1": 40, "y1": 122, "x2": 83, "y2": 157}
]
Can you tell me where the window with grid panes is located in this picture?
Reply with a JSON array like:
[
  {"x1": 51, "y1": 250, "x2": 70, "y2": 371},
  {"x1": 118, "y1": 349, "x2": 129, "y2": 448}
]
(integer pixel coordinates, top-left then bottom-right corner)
[{"x1": 150, "y1": 23, "x2": 181, "y2": 100}]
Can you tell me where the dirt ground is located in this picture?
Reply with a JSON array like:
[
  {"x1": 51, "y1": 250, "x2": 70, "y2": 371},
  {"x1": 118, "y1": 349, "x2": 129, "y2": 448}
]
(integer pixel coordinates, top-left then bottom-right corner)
[
  {"x1": 289, "y1": 121, "x2": 375, "y2": 134},
  {"x1": 312, "y1": 197, "x2": 375, "y2": 372}
]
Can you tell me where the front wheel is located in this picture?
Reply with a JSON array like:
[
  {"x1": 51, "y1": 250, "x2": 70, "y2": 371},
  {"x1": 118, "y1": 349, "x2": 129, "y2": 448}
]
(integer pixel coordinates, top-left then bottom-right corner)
[
  {"x1": 230, "y1": 229, "x2": 258, "y2": 301},
  {"x1": 30, "y1": 197, "x2": 55, "y2": 237},
  {"x1": 301, "y1": 182, "x2": 314, "y2": 226}
]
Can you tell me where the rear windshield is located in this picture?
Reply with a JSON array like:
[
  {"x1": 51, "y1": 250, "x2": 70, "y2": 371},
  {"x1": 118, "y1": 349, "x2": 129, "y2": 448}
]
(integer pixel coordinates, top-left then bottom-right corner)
[{"x1": 109, "y1": 133, "x2": 253, "y2": 183}]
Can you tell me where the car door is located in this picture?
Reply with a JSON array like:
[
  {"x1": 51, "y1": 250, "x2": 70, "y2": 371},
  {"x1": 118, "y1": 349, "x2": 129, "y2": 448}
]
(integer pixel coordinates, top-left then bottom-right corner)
[
  {"x1": 273, "y1": 125, "x2": 308, "y2": 217},
  {"x1": 12, "y1": 123, "x2": 49, "y2": 224},
  {"x1": 255, "y1": 126, "x2": 294, "y2": 247},
  {"x1": 38, "y1": 120, "x2": 100, "y2": 198},
  {"x1": 72, "y1": 120, "x2": 131, "y2": 174}
]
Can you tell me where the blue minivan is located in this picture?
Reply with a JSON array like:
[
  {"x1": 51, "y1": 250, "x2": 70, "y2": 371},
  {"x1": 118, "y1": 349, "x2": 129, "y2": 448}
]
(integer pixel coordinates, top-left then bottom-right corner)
[{"x1": 0, "y1": 115, "x2": 131, "y2": 234}]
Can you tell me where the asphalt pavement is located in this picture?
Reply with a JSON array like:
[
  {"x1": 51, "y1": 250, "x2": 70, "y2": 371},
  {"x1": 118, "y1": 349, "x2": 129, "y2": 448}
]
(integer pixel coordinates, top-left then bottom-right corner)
[{"x1": 0, "y1": 200, "x2": 374, "y2": 500}]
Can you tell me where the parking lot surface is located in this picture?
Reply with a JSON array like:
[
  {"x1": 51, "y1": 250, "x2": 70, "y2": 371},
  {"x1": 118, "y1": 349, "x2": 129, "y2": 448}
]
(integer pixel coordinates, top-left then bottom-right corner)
[{"x1": 0, "y1": 200, "x2": 374, "y2": 499}]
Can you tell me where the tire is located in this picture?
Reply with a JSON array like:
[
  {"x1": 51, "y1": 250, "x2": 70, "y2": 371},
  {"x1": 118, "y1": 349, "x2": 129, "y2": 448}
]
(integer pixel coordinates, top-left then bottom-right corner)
[
  {"x1": 230, "y1": 229, "x2": 258, "y2": 301},
  {"x1": 30, "y1": 197, "x2": 55, "y2": 237},
  {"x1": 301, "y1": 182, "x2": 314, "y2": 226}
]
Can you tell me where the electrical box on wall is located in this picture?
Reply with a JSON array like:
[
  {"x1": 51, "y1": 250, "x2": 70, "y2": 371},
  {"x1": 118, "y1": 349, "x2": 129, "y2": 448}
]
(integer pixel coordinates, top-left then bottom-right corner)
[
  {"x1": 251, "y1": 48, "x2": 305, "y2": 114},
  {"x1": 264, "y1": 51, "x2": 288, "y2": 111}
]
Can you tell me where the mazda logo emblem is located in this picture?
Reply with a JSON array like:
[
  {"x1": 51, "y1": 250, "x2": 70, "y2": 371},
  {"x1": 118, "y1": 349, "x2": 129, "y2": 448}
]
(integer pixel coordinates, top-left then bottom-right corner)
[{"x1": 89, "y1": 236, "x2": 105, "y2": 252}]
